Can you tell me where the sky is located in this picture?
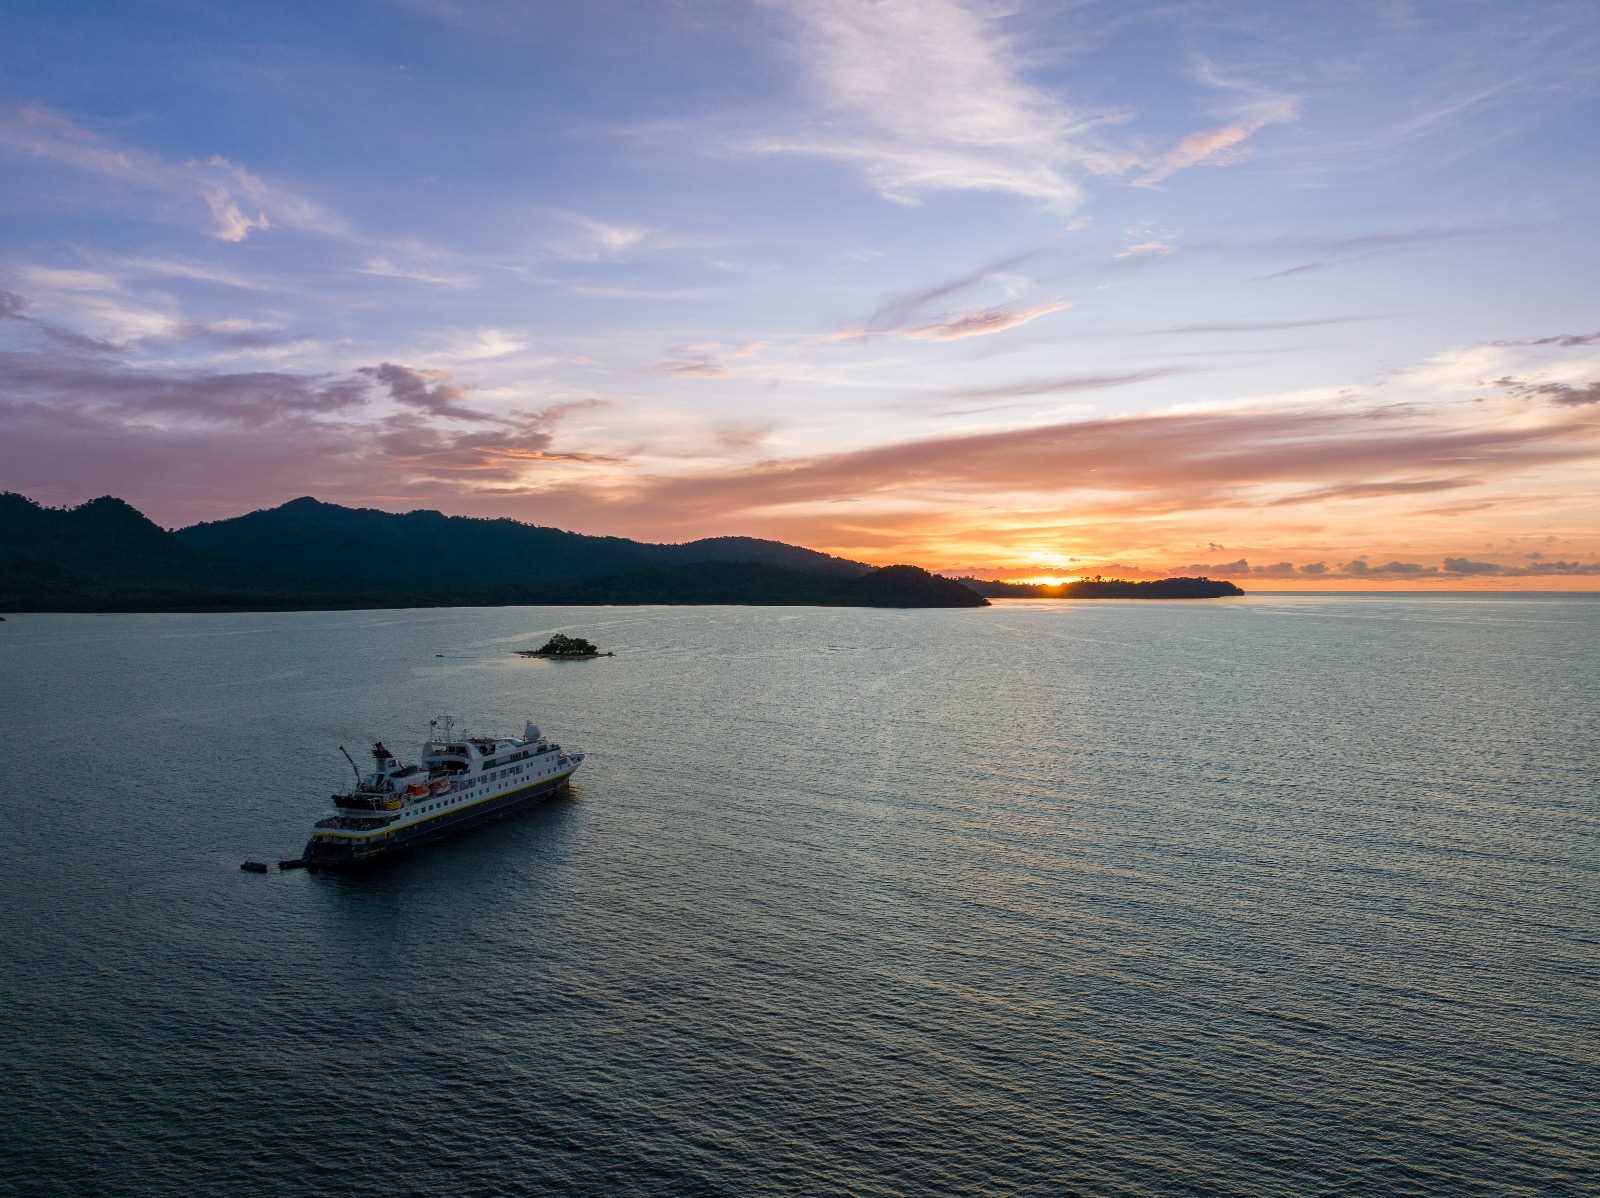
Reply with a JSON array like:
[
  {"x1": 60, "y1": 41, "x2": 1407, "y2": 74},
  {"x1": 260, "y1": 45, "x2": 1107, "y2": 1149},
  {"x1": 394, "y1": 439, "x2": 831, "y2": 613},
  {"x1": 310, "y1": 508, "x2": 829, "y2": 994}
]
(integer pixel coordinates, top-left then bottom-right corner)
[{"x1": 2, "y1": 0, "x2": 1599, "y2": 588}]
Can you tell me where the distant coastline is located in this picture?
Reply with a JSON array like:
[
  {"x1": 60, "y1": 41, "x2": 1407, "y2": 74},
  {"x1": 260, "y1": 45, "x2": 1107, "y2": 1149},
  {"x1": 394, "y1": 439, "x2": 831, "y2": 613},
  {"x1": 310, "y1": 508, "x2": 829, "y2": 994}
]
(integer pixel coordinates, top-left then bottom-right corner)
[
  {"x1": 1, "y1": 491, "x2": 1252, "y2": 612},
  {"x1": 960, "y1": 576, "x2": 1245, "y2": 599}
]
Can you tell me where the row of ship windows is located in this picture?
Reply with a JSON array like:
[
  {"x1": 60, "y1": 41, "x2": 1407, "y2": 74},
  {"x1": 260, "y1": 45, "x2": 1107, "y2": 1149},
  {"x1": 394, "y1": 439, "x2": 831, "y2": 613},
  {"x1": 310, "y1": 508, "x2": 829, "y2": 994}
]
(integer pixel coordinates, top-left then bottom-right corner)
[
  {"x1": 478, "y1": 749, "x2": 532, "y2": 771},
  {"x1": 478, "y1": 761, "x2": 547, "y2": 783},
  {"x1": 412, "y1": 761, "x2": 556, "y2": 817},
  {"x1": 419, "y1": 759, "x2": 555, "y2": 813}
]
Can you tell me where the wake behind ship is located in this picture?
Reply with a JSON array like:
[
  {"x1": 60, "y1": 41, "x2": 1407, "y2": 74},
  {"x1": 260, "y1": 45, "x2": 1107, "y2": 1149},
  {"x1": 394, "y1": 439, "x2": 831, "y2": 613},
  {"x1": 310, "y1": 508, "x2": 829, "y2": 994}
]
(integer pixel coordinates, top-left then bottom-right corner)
[{"x1": 303, "y1": 717, "x2": 584, "y2": 868}]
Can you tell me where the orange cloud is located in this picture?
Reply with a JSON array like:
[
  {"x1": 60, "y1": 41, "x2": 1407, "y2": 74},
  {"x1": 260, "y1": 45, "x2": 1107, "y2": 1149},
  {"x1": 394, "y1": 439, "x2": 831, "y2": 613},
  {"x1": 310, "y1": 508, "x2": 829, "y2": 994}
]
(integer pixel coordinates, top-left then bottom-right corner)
[
  {"x1": 1141, "y1": 124, "x2": 1253, "y2": 182},
  {"x1": 903, "y1": 299, "x2": 1069, "y2": 340}
]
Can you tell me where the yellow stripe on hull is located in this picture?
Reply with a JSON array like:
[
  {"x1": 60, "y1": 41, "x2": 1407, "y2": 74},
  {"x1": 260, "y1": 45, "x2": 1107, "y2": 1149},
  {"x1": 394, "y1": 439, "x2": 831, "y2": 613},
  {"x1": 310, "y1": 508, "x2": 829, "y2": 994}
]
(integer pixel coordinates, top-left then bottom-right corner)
[{"x1": 310, "y1": 768, "x2": 577, "y2": 843}]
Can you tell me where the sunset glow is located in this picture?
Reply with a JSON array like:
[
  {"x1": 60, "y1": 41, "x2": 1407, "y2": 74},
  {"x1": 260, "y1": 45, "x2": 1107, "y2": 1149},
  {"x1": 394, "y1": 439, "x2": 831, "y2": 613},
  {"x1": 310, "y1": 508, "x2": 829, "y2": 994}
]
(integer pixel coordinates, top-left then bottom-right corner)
[{"x1": 2, "y1": 3, "x2": 1597, "y2": 587}]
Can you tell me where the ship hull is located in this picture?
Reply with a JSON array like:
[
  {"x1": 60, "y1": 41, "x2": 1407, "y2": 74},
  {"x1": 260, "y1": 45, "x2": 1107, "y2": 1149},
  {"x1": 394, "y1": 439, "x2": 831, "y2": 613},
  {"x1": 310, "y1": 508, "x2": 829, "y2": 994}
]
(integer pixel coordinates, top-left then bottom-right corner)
[{"x1": 303, "y1": 772, "x2": 574, "y2": 869}]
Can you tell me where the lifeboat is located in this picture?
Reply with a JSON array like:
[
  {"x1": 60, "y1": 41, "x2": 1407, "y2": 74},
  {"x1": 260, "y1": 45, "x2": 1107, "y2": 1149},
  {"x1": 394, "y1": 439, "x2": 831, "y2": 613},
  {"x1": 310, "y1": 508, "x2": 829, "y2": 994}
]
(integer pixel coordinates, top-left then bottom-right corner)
[
  {"x1": 430, "y1": 778, "x2": 452, "y2": 796},
  {"x1": 406, "y1": 782, "x2": 429, "y2": 798}
]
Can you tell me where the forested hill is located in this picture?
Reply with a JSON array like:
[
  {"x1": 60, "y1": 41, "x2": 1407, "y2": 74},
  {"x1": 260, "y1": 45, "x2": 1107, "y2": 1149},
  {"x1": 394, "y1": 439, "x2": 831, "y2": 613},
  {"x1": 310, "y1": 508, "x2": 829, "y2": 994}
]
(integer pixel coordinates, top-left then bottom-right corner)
[
  {"x1": 959, "y1": 575, "x2": 1245, "y2": 598},
  {"x1": 0, "y1": 493, "x2": 987, "y2": 611}
]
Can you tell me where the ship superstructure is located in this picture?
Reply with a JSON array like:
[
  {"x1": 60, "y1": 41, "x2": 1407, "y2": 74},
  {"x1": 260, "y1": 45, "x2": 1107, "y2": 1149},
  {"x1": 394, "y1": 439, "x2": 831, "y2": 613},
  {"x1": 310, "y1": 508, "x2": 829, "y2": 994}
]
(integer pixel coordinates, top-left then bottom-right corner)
[{"x1": 302, "y1": 717, "x2": 584, "y2": 867}]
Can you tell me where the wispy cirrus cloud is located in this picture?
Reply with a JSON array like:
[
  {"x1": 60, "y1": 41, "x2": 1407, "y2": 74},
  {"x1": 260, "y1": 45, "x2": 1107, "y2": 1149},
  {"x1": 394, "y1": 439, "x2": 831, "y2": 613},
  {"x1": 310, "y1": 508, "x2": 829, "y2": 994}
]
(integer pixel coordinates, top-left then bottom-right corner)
[
  {"x1": 1137, "y1": 57, "x2": 1299, "y2": 185},
  {"x1": 856, "y1": 251, "x2": 1038, "y2": 331},
  {"x1": 902, "y1": 299, "x2": 1070, "y2": 341},
  {"x1": 1139, "y1": 316, "x2": 1377, "y2": 336},
  {"x1": 1493, "y1": 330, "x2": 1600, "y2": 348},
  {"x1": 428, "y1": 328, "x2": 529, "y2": 363},
  {"x1": 566, "y1": 283, "x2": 717, "y2": 301},
  {"x1": 566, "y1": 215, "x2": 648, "y2": 256},
  {"x1": 540, "y1": 213, "x2": 717, "y2": 264},
  {"x1": 648, "y1": 339, "x2": 768, "y2": 379},
  {"x1": 836, "y1": 252, "x2": 1064, "y2": 342},
  {"x1": 1250, "y1": 226, "x2": 1516, "y2": 281},
  {"x1": 943, "y1": 367, "x2": 1190, "y2": 401},
  {"x1": 0, "y1": 289, "x2": 118, "y2": 353},
  {"x1": 0, "y1": 106, "x2": 346, "y2": 242},
  {"x1": 354, "y1": 256, "x2": 477, "y2": 288},
  {"x1": 4, "y1": 273, "x2": 302, "y2": 350},
  {"x1": 745, "y1": 0, "x2": 1127, "y2": 209},
  {"x1": 1263, "y1": 477, "x2": 1479, "y2": 506},
  {"x1": 112, "y1": 256, "x2": 274, "y2": 291},
  {"x1": 654, "y1": 355, "x2": 728, "y2": 379},
  {"x1": 1117, "y1": 241, "x2": 1173, "y2": 259},
  {"x1": 1255, "y1": 261, "x2": 1325, "y2": 281},
  {"x1": 33, "y1": 291, "x2": 182, "y2": 344}
]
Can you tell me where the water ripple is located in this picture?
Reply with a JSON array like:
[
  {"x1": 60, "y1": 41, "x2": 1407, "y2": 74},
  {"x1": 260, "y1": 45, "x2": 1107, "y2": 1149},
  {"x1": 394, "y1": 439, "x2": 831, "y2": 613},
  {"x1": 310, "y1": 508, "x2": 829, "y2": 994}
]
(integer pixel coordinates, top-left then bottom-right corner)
[{"x1": 1, "y1": 595, "x2": 1596, "y2": 1195}]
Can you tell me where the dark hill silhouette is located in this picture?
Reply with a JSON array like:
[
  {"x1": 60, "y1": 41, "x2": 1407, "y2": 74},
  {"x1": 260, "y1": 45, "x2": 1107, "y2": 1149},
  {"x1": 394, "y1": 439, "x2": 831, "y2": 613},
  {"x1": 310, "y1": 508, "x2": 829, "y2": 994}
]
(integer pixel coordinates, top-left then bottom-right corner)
[
  {"x1": 836, "y1": 564, "x2": 989, "y2": 608},
  {"x1": 0, "y1": 493, "x2": 982, "y2": 611},
  {"x1": 0, "y1": 493, "x2": 247, "y2": 604},
  {"x1": 1061, "y1": 576, "x2": 1243, "y2": 598},
  {"x1": 673, "y1": 535, "x2": 866, "y2": 578},
  {"x1": 175, "y1": 496, "x2": 667, "y2": 589},
  {"x1": 955, "y1": 577, "x2": 1042, "y2": 598},
  {"x1": 959, "y1": 574, "x2": 1244, "y2": 598},
  {"x1": 173, "y1": 497, "x2": 872, "y2": 589},
  {"x1": 557, "y1": 562, "x2": 990, "y2": 608}
]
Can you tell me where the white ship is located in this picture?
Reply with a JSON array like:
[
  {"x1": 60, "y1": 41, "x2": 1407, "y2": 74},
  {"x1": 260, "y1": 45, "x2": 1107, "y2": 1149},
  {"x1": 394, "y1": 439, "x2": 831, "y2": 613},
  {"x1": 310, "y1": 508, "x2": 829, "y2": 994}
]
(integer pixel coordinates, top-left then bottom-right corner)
[{"x1": 302, "y1": 717, "x2": 584, "y2": 868}]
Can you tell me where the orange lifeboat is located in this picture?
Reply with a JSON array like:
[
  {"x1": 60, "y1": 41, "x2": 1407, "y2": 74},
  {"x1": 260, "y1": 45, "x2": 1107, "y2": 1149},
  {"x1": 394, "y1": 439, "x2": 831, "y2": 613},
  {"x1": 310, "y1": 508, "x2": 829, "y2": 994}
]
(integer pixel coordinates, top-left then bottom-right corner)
[
  {"x1": 406, "y1": 782, "x2": 429, "y2": 798},
  {"x1": 430, "y1": 778, "x2": 452, "y2": 796}
]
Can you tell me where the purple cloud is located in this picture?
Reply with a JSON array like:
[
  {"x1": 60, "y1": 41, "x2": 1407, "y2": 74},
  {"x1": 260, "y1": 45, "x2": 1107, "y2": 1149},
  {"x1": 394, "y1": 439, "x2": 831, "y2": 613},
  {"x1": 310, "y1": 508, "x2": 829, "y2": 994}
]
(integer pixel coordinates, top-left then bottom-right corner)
[{"x1": 1493, "y1": 376, "x2": 1600, "y2": 407}]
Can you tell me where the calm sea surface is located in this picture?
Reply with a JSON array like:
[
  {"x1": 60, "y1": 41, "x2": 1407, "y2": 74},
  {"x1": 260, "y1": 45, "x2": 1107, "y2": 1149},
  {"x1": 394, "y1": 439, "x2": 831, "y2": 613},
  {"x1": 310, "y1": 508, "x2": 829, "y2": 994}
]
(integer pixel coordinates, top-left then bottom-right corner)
[{"x1": 2, "y1": 595, "x2": 1596, "y2": 1196}]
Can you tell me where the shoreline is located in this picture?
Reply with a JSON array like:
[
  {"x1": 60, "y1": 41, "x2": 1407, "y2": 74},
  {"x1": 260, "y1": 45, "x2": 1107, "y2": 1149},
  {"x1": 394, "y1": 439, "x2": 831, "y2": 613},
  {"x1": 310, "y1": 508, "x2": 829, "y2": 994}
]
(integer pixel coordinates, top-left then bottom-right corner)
[{"x1": 5, "y1": 590, "x2": 1595, "y2": 617}]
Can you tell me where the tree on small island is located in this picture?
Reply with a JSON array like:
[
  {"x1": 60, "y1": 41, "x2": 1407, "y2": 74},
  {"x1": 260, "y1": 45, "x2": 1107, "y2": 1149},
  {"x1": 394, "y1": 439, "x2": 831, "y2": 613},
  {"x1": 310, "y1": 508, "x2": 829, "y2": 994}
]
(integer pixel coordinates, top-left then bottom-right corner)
[
  {"x1": 1061, "y1": 575, "x2": 1243, "y2": 598},
  {"x1": 956, "y1": 574, "x2": 1243, "y2": 599},
  {"x1": 518, "y1": 633, "x2": 613, "y2": 657}
]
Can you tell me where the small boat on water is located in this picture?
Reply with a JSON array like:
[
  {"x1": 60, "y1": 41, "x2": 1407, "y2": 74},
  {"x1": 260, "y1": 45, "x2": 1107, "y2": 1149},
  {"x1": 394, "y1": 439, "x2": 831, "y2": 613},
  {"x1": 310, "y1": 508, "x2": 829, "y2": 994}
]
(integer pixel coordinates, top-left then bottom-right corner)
[{"x1": 302, "y1": 717, "x2": 584, "y2": 869}]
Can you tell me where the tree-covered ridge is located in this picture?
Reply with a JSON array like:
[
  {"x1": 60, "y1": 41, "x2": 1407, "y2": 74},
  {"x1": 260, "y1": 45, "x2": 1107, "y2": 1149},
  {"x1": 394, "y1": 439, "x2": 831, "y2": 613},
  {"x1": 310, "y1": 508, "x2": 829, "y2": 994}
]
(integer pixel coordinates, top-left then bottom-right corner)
[
  {"x1": 1060, "y1": 576, "x2": 1244, "y2": 598},
  {"x1": 958, "y1": 574, "x2": 1244, "y2": 599},
  {"x1": 834, "y1": 564, "x2": 990, "y2": 607},
  {"x1": 0, "y1": 493, "x2": 987, "y2": 611}
]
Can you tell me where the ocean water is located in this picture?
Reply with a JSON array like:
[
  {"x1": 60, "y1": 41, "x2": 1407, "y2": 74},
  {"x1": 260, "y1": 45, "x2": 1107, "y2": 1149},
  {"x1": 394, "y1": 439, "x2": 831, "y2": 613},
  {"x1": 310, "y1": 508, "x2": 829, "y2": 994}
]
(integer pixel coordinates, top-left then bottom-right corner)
[{"x1": 1, "y1": 595, "x2": 1596, "y2": 1196}]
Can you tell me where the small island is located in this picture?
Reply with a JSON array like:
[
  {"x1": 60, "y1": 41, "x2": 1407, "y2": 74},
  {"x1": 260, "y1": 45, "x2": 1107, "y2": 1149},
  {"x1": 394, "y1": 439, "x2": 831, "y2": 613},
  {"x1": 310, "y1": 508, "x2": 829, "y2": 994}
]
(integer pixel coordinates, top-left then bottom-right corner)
[
  {"x1": 959, "y1": 575, "x2": 1244, "y2": 599},
  {"x1": 516, "y1": 633, "x2": 614, "y2": 658}
]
